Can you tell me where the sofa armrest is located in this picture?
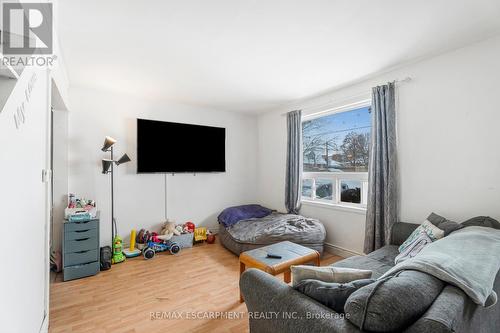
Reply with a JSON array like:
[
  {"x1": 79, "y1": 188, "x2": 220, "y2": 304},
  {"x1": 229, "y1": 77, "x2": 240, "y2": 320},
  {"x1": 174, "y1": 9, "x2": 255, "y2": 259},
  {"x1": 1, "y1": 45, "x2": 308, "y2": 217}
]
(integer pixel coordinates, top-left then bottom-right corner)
[
  {"x1": 407, "y1": 273, "x2": 500, "y2": 333},
  {"x1": 240, "y1": 268, "x2": 361, "y2": 333},
  {"x1": 404, "y1": 285, "x2": 468, "y2": 333},
  {"x1": 390, "y1": 222, "x2": 420, "y2": 246}
]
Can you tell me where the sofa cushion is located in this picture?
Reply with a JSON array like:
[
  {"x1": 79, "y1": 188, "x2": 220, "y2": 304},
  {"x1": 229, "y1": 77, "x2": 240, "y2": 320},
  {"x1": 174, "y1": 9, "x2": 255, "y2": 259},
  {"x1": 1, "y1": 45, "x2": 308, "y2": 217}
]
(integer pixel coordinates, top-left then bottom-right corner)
[
  {"x1": 427, "y1": 212, "x2": 464, "y2": 236},
  {"x1": 462, "y1": 216, "x2": 500, "y2": 229},
  {"x1": 332, "y1": 246, "x2": 398, "y2": 279},
  {"x1": 364, "y1": 245, "x2": 399, "y2": 267},
  {"x1": 294, "y1": 278, "x2": 375, "y2": 313},
  {"x1": 344, "y1": 270, "x2": 445, "y2": 332},
  {"x1": 291, "y1": 265, "x2": 372, "y2": 287}
]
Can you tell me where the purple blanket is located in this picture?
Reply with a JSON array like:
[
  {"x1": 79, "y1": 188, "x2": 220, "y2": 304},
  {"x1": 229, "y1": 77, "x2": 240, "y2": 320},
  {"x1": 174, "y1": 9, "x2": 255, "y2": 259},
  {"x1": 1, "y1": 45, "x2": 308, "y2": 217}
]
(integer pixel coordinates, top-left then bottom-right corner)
[{"x1": 218, "y1": 204, "x2": 273, "y2": 228}]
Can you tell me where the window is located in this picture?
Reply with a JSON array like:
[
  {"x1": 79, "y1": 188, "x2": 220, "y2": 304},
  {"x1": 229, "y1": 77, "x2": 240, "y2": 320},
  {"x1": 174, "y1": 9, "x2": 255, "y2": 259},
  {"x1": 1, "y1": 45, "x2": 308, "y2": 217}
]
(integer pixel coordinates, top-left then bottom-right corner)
[{"x1": 302, "y1": 104, "x2": 371, "y2": 208}]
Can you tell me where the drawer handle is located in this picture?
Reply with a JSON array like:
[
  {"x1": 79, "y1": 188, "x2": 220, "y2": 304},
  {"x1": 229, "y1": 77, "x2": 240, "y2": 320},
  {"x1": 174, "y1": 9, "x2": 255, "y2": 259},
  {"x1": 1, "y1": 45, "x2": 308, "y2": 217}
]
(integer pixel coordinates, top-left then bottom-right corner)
[
  {"x1": 75, "y1": 237, "x2": 90, "y2": 242},
  {"x1": 75, "y1": 229, "x2": 90, "y2": 233},
  {"x1": 75, "y1": 250, "x2": 89, "y2": 254}
]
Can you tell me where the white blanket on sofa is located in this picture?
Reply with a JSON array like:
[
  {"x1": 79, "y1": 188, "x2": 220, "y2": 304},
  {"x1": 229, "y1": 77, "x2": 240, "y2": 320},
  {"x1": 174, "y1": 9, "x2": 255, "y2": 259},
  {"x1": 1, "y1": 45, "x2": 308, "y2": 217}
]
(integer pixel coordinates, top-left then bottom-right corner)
[{"x1": 381, "y1": 226, "x2": 500, "y2": 307}]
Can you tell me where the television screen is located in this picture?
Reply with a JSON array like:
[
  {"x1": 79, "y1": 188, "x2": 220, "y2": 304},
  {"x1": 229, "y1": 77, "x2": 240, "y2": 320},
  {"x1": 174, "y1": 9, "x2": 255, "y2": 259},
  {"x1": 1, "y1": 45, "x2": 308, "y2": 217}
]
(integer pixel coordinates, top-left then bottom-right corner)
[{"x1": 137, "y1": 119, "x2": 226, "y2": 173}]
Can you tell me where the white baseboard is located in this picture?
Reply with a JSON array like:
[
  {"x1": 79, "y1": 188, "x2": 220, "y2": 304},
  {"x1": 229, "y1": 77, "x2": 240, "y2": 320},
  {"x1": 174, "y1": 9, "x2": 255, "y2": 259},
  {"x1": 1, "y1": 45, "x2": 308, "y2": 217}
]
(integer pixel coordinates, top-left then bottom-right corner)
[
  {"x1": 324, "y1": 242, "x2": 363, "y2": 258},
  {"x1": 39, "y1": 314, "x2": 48, "y2": 333},
  {"x1": 207, "y1": 224, "x2": 219, "y2": 234}
]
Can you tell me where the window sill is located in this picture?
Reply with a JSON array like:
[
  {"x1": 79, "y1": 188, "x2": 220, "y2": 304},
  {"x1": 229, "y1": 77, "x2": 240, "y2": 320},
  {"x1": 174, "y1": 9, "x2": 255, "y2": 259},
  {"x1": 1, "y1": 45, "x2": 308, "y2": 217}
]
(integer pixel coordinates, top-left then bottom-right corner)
[{"x1": 301, "y1": 199, "x2": 367, "y2": 215}]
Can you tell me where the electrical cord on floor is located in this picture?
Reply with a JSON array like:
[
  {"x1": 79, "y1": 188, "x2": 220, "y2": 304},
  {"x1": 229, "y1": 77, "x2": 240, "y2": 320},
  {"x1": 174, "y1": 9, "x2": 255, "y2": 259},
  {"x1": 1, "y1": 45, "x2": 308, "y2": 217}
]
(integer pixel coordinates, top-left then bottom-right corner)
[{"x1": 164, "y1": 173, "x2": 168, "y2": 220}]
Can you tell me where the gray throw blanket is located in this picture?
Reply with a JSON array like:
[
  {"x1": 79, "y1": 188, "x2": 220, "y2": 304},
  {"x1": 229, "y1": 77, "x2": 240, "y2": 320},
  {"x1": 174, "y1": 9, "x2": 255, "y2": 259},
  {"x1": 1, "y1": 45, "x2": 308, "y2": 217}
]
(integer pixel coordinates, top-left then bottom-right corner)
[
  {"x1": 381, "y1": 226, "x2": 500, "y2": 307},
  {"x1": 227, "y1": 212, "x2": 325, "y2": 245}
]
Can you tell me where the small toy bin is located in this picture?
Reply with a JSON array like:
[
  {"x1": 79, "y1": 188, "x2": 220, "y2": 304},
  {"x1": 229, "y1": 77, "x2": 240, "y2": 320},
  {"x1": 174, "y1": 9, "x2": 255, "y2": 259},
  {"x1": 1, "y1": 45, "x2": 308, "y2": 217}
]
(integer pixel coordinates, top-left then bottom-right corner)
[{"x1": 170, "y1": 233, "x2": 194, "y2": 248}]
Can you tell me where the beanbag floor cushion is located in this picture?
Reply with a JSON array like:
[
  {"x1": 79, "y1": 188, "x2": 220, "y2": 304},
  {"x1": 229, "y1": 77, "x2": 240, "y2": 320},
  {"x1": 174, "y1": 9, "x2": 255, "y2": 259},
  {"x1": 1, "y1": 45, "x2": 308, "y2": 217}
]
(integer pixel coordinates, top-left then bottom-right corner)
[{"x1": 219, "y1": 212, "x2": 325, "y2": 255}]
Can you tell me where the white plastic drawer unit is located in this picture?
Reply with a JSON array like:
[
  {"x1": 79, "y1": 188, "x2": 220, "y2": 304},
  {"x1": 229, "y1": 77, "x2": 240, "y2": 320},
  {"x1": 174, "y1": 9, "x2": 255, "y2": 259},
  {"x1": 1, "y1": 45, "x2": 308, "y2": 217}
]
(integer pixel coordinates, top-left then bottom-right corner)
[{"x1": 62, "y1": 218, "x2": 100, "y2": 281}]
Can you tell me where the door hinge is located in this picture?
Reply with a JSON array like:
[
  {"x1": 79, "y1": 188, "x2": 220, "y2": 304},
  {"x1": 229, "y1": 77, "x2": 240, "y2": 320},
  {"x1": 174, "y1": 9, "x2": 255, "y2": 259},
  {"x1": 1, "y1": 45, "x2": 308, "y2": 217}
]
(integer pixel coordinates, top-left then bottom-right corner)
[{"x1": 42, "y1": 169, "x2": 52, "y2": 183}]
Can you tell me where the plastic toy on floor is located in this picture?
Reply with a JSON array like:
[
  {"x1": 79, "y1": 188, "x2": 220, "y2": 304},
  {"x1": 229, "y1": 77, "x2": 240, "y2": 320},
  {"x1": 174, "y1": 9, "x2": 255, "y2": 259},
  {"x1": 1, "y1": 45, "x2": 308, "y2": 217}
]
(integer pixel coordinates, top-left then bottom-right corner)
[
  {"x1": 123, "y1": 230, "x2": 141, "y2": 258},
  {"x1": 184, "y1": 221, "x2": 195, "y2": 233},
  {"x1": 112, "y1": 236, "x2": 126, "y2": 264},
  {"x1": 194, "y1": 227, "x2": 207, "y2": 242},
  {"x1": 142, "y1": 240, "x2": 181, "y2": 260},
  {"x1": 207, "y1": 231, "x2": 216, "y2": 244}
]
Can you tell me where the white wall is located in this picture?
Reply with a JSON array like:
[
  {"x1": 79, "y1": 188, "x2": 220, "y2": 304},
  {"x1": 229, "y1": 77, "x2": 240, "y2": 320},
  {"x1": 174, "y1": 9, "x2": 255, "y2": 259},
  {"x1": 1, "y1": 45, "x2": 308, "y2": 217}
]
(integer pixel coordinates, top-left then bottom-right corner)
[
  {"x1": 257, "y1": 35, "x2": 500, "y2": 254},
  {"x1": 66, "y1": 35, "x2": 500, "y2": 255},
  {"x1": 68, "y1": 87, "x2": 258, "y2": 247},
  {"x1": 0, "y1": 67, "x2": 51, "y2": 332}
]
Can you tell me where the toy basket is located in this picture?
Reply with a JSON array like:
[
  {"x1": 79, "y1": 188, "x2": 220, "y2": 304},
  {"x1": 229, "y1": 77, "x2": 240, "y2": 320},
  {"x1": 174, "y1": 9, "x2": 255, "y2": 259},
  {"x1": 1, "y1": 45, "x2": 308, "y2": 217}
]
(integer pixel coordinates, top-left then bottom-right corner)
[{"x1": 170, "y1": 233, "x2": 194, "y2": 248}]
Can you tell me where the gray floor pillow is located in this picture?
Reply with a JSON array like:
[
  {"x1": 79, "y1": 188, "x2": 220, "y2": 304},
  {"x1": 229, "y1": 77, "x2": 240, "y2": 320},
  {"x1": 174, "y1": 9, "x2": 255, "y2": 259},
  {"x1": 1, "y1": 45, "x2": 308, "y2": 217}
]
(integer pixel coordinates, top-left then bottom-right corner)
[
  {"x1": 344, "y1": 270, "x2": 444, "y2": 332},
  {"x1": 294, "y1": 278, "x2": 375, "y2": 313}
]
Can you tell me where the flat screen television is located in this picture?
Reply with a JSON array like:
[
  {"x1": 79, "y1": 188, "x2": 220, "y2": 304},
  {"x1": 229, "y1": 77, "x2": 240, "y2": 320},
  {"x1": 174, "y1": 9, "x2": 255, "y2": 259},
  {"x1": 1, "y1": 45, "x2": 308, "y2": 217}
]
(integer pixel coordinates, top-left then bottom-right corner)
[{"x1": 137, "y1": 118, "x2": 226, "y2": 173}]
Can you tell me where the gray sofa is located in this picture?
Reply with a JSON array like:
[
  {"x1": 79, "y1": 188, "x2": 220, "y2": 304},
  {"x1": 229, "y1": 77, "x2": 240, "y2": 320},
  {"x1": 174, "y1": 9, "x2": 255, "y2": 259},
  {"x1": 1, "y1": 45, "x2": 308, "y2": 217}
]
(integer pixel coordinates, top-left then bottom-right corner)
[{"x1": 240, "y1": 222, "x2": 500, "y2": 333}]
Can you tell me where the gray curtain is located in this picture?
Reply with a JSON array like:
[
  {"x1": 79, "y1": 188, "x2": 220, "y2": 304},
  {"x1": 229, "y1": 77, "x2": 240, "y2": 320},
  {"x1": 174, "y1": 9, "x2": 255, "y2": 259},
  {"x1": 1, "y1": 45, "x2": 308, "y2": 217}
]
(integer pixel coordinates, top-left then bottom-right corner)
[
  {"x1": 285, "y1": 110, "x2": 302, "y2": 214},
  {"x1": 364, "y1": 82, "x2": 398, "y2": 254}
]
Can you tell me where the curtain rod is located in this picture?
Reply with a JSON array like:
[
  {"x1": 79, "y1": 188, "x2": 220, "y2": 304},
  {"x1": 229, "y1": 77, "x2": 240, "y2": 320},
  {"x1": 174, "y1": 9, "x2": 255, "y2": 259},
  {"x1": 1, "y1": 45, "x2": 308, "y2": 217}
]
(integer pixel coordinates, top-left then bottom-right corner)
[{"x1": 281, "y1": 76, "x2": 412, "y2": 117}]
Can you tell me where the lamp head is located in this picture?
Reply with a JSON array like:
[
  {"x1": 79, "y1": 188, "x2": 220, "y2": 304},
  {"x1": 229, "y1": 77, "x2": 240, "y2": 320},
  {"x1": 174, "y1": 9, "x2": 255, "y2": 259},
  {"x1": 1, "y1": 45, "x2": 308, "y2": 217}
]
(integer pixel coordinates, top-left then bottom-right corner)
[
  {"x1": 115, "y1": 153, "x2": 131, "y2": 165},
  {"x1": 102, "y1": 159, "x2": 113, "y2": 174},
  {"x1": 101, "y1": 136, "x2": 117, "y2": 152}
]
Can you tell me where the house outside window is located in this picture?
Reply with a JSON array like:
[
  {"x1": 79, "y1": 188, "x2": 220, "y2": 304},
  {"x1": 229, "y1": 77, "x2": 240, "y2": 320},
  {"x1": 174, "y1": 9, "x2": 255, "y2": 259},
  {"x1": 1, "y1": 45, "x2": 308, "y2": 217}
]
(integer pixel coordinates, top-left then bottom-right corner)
[{"x1": 302, "y1": 102, "x2": 371, "y2": 209}]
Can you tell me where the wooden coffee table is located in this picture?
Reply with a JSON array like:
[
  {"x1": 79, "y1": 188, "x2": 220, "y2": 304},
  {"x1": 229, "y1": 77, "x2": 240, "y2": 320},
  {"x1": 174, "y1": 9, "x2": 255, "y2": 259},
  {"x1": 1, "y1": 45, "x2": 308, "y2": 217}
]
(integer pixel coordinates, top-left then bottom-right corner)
[{"x1": 239, "y1": 241, "x2": 320, "y2": 302}]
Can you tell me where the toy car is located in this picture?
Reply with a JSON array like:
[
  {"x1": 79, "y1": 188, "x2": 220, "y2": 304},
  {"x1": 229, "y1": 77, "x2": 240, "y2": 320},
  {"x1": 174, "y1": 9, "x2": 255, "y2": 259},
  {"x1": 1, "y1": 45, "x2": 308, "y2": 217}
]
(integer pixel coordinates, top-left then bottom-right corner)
[{"x1": 142, "y1": 240, "x2": 181, "y2": 260}]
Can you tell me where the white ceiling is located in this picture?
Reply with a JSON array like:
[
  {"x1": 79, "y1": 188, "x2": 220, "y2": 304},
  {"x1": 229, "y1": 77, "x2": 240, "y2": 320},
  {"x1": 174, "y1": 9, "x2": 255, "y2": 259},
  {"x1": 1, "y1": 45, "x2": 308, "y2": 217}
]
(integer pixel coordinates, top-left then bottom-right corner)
[{"x1": 58, "y1": 0, "x2": 500, "y2": 113}]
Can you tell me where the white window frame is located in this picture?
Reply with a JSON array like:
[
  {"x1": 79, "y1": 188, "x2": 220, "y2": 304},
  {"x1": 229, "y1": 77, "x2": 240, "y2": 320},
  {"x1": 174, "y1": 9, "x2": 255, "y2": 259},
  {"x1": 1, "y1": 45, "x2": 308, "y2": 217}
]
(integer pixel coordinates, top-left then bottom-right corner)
[
  {"x1": 302, "y1": 172, "x2": 368, "y2": 207},
  {"x1": 301, "y1": 99, "x2": 371, "y2": 212}
]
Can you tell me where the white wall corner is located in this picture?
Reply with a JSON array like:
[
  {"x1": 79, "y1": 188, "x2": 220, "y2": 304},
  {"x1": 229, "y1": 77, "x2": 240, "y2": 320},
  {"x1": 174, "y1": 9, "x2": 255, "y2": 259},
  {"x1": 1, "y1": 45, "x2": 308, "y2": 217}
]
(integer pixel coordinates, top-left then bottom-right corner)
[{"x1": 50, "y1": 32, "x2": 70, "y2": 111}]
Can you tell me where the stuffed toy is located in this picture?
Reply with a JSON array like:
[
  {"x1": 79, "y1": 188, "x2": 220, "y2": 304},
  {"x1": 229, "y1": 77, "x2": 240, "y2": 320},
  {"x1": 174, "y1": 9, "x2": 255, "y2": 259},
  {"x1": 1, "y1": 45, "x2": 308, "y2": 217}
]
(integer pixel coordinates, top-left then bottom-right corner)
[
  {"x1": 184, "y1": 221, "x2": 195, "y2": 233},
  {"x1": 151, "y1": 232, "x2": 160, "y2": 243},
  {"x1": 158, "y1": 220, "x2": 181, "y2": 241}
]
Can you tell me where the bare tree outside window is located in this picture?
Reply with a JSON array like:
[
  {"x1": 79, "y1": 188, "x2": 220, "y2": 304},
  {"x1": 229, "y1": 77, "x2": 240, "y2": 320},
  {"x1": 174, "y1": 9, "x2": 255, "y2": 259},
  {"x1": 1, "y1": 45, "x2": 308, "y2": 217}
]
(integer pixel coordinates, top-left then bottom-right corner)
[
  {"x1": 340, "y1": 132, "x2": 370, "y2": 171},
  {"x1": 302, "y1": 107, "x2": 371, "y2": 173}
]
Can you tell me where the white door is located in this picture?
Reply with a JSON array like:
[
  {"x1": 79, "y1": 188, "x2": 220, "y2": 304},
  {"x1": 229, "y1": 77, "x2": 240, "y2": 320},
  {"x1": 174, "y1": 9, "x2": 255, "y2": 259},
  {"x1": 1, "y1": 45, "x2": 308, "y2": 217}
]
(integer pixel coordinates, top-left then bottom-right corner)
[{"x1": 0, "y1": 67, "x2": 51, "y2": 332}]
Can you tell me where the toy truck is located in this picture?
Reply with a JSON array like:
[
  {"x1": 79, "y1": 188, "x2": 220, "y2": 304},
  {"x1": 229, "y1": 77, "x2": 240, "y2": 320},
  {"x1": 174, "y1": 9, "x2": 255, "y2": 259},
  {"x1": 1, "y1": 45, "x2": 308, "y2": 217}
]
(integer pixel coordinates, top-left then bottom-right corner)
[{"x1": 142, "y1": 240, "x2": 181, "y2": 259}]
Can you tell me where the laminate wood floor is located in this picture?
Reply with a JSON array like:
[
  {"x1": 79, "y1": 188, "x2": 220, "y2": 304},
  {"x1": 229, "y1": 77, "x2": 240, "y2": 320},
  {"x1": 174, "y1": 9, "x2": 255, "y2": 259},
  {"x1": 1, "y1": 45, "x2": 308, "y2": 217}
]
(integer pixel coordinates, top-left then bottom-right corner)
[{"x1": 50, "y1": 240, "x2": 342, "y2": 333}]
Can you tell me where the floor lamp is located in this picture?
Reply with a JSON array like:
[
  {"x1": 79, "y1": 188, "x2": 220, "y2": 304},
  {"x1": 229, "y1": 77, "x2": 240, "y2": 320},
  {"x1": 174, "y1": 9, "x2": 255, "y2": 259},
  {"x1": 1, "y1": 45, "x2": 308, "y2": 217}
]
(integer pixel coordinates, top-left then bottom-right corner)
[{"x1": 101, "y1": 136, "x2": 131, "y2": 246}]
